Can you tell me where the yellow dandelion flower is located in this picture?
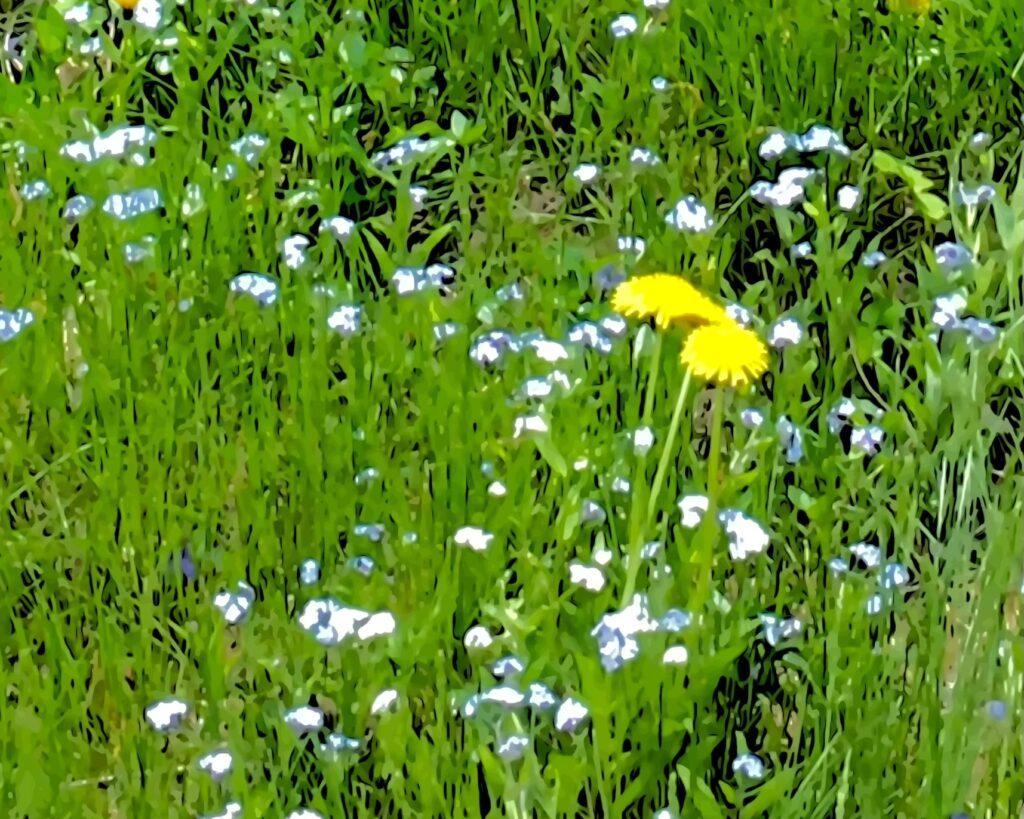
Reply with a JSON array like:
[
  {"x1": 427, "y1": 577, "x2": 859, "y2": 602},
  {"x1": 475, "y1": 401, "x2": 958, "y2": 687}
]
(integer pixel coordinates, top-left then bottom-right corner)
[
  {"x1": 114, "y1": 0, "x2": 140, "y2": 9},
  {"x1": 612, "y1": 274, "x2": 729, "y2": 328},
  {"x1": 680, "y1": 320, "x2": 768, "y2": 388}
]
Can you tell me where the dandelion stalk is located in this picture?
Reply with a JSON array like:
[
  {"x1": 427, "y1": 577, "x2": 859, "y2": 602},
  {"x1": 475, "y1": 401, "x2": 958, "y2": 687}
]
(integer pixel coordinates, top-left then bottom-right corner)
[
  {"x1": 706, "y1": 387, "x2": 725, "y2": 505},
  {"x1": 622, "y1": 369, "x2": 691, "y2": 605},
  {"x1": 693, "y1": 388, "x2": 725, "y2": 610},
  {"x1": 641, "y1": 333, "x2": 663, "y2": 423},
  {"x1": 612, "y1": 274, "x2": 766, "y2": 607},
  {"x1": 628, "y1": 332, "x2": 663, "y2": 551},
  {"x1": 646, "y1": 370, "x2": 693, "y2": 523}
]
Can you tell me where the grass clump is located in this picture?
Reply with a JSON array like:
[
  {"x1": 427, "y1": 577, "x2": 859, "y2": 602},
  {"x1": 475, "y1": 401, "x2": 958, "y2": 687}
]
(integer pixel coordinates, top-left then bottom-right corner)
[{"x1": 1, "y1": 0, "x2": 1024, "y2": 816}]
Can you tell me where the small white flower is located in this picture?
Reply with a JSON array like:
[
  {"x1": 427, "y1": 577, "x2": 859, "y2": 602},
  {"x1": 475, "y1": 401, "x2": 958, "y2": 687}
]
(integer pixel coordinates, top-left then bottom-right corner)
[
  {"x1": 760, "y1": 614, "x2": 803, "y2": 647},
  {"x1": 356, "y1": 611, "x2": 396, "y2": 640},
  {"x1": 628, "y1": 148, "x2": 661, "y2": 168},
  {"x1": 662, "y1": 645, "x2": 689, "y2": 665},
  {"x1": 591, "y1": 594, "x2": 659, "y2": 671},
  {"x1": 861, "y1": 250, "x2": 887, "y2": 268},
  {"x1": 409, "y1": 185, "x2": 429, "y2": 210},
  {"x1": 849, "y1": 425, "x2": 885, "y2": 456},
  {"x1": 609, "y1": 13, "x2": 638, "y2": 38},
  {"x1": 640, "y1": 541, "x2": 663, "y2": 559},
  {"x1": 529, "y1": 338, "x2": 570, "y2": 362},
  {"x1": 213, "y1": 582, "x2": 255, "y2": 626},
  {"x1": 133, "y1": 0, "x2": 164, "y2": 30},
  {"x1": 370, "y1": 689, "x2": 400, "y2": 715},
  {"x1": 797, "y1": 125, "x2": 850, "y2": 156},
  {"x1": 849, "y1": 541, "x2": 882, "y2": 569},
  {"x1": 665, "y1": 195, "x2": 715, "y2": 233},
  {"x1": 484, "y1": 686, "x2": 526, "y2": 708},
  {"x1": 281, "y1": 234, "x2": 310, "y2": 270},
  {"x1": 718, "y1": 509, "x2": 770, "y2": 560},
  {"x1": 491, "y1": 656, "x2": 525, "y2": 677},
  {"x1": 725, "y1": 303, "x2": 754, "y2": 327},
  {"x1": 791, "y1": 241, "x2": 813, "y2": 260},
  {"x1": 284, "y1": 705, "x2": 324, "y2": 735},
  {"x1": 496, "y1": 734, "x2": 530, "y2": 760},
  {"x1": 836, "y1": 184, "x2": 862, "y2": 211},
  {"x1": 678, "y1": 494, "x2": 709, "y2": 529},
  {"x1": 326, "y1": 304, "x2": 362, "y2": 337},
  {"x1": 740, "y1": 408, "x2": 766, "y2": 430},
  {"x1": 767, "y1": 318, "x2": 805, "y2": 349},
  {"x1": 750, "y1": 167, "x2": 818, "y2": 208},
  {"x1": 968, "y1": 131, "x2": 992, "y2": 153},
  {"x1": 934, "y1": 241, "x2": 973, "y2": 272},
  {"x1": 197, "y1": 750, "x2": 233, "y2": 781},
  {"x1": 202, "y1": 803, "x2": 243, "y2": 819},
  {"x1": 932, "y1": 292, "x2": 967, "y2": 330},
  {"x1": 568, "y1": 562, "x2": 606, "y2": 592},
  {"x1": 527, "y1": 683, "x2": 558, "y2": 711},
  {"x1": 145, "y1": 699, "x2": 189, "y2": 732},
  {"x1": 758, "y1": 131, "x2": 796, "y2": 161},
  {"x1": 827, "y1": 398, "x2": 858, "y2": 435},
  {"x1": 632, "y1": 426, "x2": 655, "y2": 455},
  {"x1": 580, "y1": 500, "x2": 606, "y2": 526},
  {"x1": 521, "y1": 377, "x2": 555, "y2": 400},
  {"x1": 320, "y1": 215, "x2": 355, "y2": 243},
  {"x1": 297, "y1": 598, "x2": 371, "y2": 645},
  {"x1": 956, "y1": 183, "x2": 996, "y2": 208},
  {"x1": 64, "y1": 3, "x2": 92, "y2": 24},
  {"x1": 554, "y1": 698, "x2": 590, "y2": 732},
  {"x1": 513, "y1": 414, "x2": 549, "y2": 438},
  {"x1": 453, "y1": 526, "x2": 494, "y2": 552},
  {"x1": 599, "y1": 314, "x2": 628, "y2": 338},
  {"x1": 732, "y1": 753, "x2": 766, "y2": 780},
  {"x1": 618, "y1": 235, "x2": 648, "y2": 257},
  {"x1": 464, "y1": 625, "x2": 495, "y2": 651},
  {"x1": 961, "y1": 317, "x2": 999, "y2": 343},
  {"x1": 571, "y1": 163, "x2": 601, "y2": 185}
]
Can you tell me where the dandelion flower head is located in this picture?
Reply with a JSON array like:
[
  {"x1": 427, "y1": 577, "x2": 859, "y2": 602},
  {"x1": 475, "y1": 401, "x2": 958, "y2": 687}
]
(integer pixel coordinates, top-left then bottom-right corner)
[
  {"x1": 612, "y1": 274, "x2": 729, "y2": 328},
  {"x1": 680, "y1": 321, "x2": 768, "y2": 388}
]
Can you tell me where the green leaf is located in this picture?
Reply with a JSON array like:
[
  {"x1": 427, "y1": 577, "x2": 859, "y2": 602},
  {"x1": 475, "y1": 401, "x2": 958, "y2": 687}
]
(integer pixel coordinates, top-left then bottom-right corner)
[
  {"x1": 339, "y1": 31, "x2": 368, "y2": 72},
  {"x1": 913, "y1": 191, "x2": 947, "y2": 221},
  {"x1": 35, "y1": 4, "x2": 68, "y2": 54},
  {"x1": 677, "y1": 764, "x2": 726, "y2": 819},
  {"x1": 873, "y1": 150, "x2": 934, "y2": 193},
  {"x1": 739, "y1": 769, "x2": 797, "y2": 818},
  {"x1": 533, "y1": 434, "x2": 568, "y2": 477},
  {"x1": 451, "y1": 110, "x2": 469, "y2": 141}
]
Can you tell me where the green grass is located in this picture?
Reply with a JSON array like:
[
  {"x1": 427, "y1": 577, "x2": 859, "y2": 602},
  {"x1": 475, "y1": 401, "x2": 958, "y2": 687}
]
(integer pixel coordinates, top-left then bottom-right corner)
[{"x1": 2, "y1": 0, "x2": 1024, "y2": 815}]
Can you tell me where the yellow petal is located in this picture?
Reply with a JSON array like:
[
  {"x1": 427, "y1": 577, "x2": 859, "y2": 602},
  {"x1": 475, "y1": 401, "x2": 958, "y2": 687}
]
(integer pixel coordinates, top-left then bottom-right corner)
[
  {"x1": 612, "y1": 274, "x2": 729, "y2": 327},
  {"x1": 680, "y1": 320, "x2": 768, "y2": 388}
]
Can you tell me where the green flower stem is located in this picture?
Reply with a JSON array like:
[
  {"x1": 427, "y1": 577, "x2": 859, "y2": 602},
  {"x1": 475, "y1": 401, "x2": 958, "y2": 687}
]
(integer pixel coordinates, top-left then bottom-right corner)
[
  {"x1": 627, "y1": 333, "x2": 663, "y2": 550},
  {"x1": 621, "y1": 368, "x2": 692, "y2": 605},
  {"x1": 692, "y1": 388, "x2": 725, "y2": 611},
  {"x1": 645, "y1": 369, "x2": 693, "y2": 523},
  {"x1": 706, "y1": 387, "x2": 725, "y2": 505},
  {"x1": 641, "y1": 333, "x2": 663, "y2": 422}
]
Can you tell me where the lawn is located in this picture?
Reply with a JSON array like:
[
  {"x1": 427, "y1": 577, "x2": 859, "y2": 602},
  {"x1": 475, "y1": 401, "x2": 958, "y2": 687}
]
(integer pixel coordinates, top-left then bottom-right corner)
[{"x1": 2, "y1": 0, "x2": 1024, "y2": 816}]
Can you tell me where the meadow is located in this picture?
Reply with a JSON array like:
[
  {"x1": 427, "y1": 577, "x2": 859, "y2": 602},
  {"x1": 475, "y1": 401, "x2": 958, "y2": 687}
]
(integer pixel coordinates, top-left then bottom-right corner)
[{"x1": 2, "y1": 0, "x2": 1024, "y2": 816}]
